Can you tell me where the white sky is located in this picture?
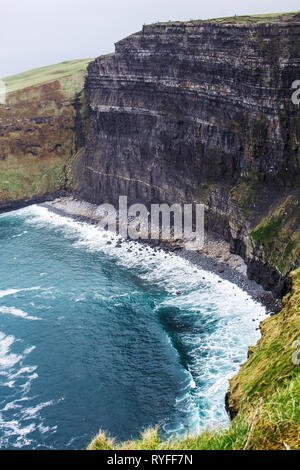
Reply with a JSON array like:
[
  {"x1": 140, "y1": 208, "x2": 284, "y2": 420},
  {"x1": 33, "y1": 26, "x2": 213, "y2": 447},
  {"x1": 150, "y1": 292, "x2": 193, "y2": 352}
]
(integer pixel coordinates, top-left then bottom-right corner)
[{"x1": 1, "y1": 0, "x2": 299, "y2": 78}]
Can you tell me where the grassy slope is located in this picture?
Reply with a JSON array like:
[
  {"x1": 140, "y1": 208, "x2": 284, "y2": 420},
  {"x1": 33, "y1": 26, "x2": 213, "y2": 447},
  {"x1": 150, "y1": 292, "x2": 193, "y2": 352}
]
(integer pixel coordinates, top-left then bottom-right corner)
[
  {"x1": 88, "y1": 268, "x2": 300, "y2": 450},
  {"x1": 230, "y1": 179, "x2": 300, "y2": 277},
  {"x1": 249, "y1": 194, "x2": 300, "y2": 276},
  {"x1": 3, "y1": 59, "x2": 92, "y2": 94},
  {"x1": 227, "y1": 268, "x2": 300, "y2": 449},
  {"x1": 0, "y1": 60, "x2": 91, "y2": 203}
]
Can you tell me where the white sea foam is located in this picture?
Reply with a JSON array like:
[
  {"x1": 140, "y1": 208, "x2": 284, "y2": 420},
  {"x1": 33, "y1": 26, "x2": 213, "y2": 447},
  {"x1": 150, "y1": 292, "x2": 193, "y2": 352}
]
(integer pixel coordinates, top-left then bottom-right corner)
[
  {"x1": 0, "y1": 332, "x2": 22, "y2": 370},
  {"x1": 18, "y1": 204, "x2": 266, "y2": 433},
  {"x1": 0, "y1": 306, "x2": 41, "y2": 321},
  {"x1": 11, "y1": 230, "x2": 28, "y2": 239},
  {"x1": 0, "y1": 287, "x2": 40, "y2": 299},
  {"x1": 24, "y1": 347, "x2": 36, "y2": 356},
  {"x1": 0, "y1": 328, "x2": 53, "y2": 448},
  {"x1": 22, "y1": 400, "x2": 56, "y2": 420},
  {"x1": 0, "y1": 289, "x2": 20, "y2": 299}
]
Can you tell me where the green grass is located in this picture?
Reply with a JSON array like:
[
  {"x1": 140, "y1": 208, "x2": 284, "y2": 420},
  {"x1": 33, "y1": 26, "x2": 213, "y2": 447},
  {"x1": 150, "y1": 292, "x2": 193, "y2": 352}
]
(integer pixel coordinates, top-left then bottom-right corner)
[
  {"x1": 251, "y1": 217, "x2": 284, "y2": 245},
  {"x1": 3, "y1": 59, "x2": 92, "y2": 94},
  {"x1": 284, "y1": 241, "x2": 296, "y2": 258},
  {"x1": 229, "y1": 268, "x2": 300, "y2": 399},
  {"x1": 159, "y1": 10, "x2": 300, "y2": 25},
  {"x1": 203, "y1": 11, "x2": 300, "y2": 24},
  {"x1": 249, "y1": 194, "x2": 300, "y2": 275},
  {"x1": 0, "y1": 157, "x2": 69, "y2": 200}
]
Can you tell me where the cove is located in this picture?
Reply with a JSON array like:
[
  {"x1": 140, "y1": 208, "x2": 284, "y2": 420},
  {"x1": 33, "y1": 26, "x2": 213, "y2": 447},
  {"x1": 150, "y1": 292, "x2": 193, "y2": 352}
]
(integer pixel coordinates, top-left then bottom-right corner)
[{"x1": 0, "y1": 205, "x2": 266, "y2": 449}]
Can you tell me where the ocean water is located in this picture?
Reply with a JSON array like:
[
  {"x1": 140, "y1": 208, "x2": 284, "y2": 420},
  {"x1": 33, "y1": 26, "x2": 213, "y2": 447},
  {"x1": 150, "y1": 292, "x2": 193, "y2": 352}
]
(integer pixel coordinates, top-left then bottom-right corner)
[{"x1": 0, "y1": 205, "x2": 266, "y2": 449}]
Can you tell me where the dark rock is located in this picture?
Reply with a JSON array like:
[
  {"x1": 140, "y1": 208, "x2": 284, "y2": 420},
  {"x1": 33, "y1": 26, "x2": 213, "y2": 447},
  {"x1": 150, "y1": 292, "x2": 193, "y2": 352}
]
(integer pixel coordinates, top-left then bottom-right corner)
[{"x1": 225, "y1": 391, "x2": 237, "y2": 420}]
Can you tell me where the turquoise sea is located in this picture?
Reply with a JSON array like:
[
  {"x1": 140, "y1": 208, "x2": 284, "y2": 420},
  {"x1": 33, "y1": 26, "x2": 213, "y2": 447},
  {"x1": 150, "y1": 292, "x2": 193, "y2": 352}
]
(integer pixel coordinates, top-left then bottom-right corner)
[{"x1": 0, "y1": 205, "x2": 265, "y2": 449}]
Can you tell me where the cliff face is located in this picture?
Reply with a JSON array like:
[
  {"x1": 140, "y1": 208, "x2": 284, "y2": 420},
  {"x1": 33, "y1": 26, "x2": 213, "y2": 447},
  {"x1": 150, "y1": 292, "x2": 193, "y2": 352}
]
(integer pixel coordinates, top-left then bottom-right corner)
[
  {"x1": 0, "y1": 17, "x2": 299, "y2": 296},
  {"x1": 0, "y1": 60, "x2": 91, "y2": 212},
  {"x1": 75, "y1": 15, "x2": 300, "y2": 296}
]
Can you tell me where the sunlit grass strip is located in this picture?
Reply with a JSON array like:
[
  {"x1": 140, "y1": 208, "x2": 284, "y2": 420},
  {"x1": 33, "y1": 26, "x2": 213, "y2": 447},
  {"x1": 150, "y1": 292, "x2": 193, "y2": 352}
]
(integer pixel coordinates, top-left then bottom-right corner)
[{"x1": 3, "y1": 59, "x2": 92, "y2": 94}]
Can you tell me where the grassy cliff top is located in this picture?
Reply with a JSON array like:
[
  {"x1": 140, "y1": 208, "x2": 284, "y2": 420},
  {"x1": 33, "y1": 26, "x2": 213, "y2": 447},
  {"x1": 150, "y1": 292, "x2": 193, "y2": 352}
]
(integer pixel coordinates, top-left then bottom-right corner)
[
  {"x1": 157, "y1": 10, "x2": 300, "y2": 26},
  {"x1": 201, "y1": 10, "x2": 300, "y2": 24},
  {"x1": 3, "y1": 59, "x2": 92, "y2": 95}
]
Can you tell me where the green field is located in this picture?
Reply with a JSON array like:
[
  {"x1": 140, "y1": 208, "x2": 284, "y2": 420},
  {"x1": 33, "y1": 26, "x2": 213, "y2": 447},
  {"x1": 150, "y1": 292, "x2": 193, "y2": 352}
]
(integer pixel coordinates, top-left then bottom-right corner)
[{"x1": 3, "y1": 59, "x2": 92, "y2": 94}]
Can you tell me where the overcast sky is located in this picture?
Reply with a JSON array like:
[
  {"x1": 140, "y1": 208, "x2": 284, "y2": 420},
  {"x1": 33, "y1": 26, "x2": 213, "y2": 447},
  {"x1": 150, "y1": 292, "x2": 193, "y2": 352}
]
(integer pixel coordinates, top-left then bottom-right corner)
[{"x1": 1, "y1": 0, "x2": 299, "y2": 78}]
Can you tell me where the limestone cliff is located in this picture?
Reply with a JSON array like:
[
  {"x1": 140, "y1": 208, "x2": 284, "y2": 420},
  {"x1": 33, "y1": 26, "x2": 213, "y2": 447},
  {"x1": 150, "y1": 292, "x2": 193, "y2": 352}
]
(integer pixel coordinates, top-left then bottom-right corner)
[{"x1": 74, "y1": 12, "x2": 300, "y2": 296}]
